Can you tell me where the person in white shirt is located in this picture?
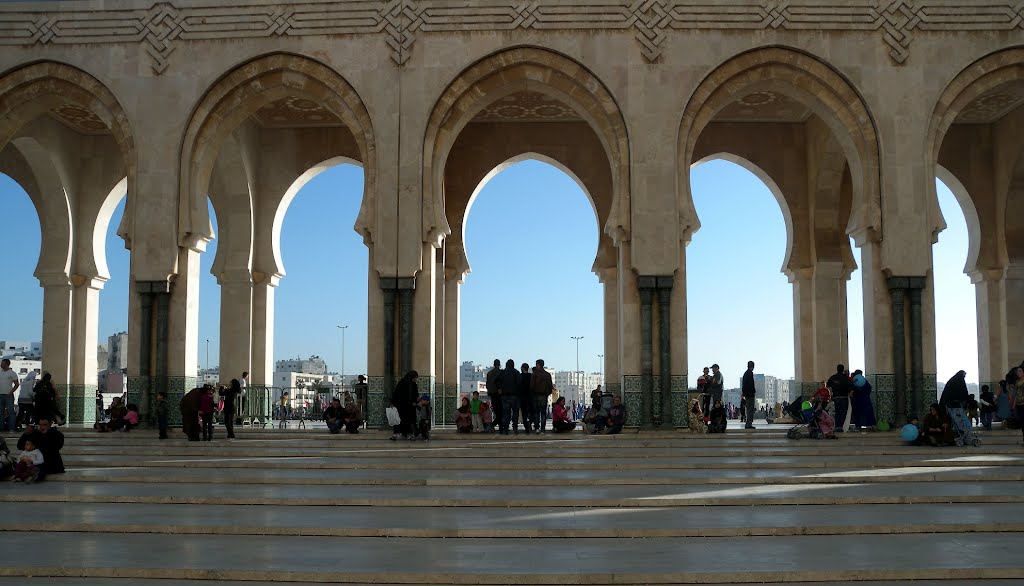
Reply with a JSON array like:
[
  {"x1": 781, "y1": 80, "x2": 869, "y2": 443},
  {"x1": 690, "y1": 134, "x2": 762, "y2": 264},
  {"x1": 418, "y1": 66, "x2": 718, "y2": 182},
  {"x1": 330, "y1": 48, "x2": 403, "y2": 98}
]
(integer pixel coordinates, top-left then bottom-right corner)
[
  {"x1": 0, "y1": 359, "x2": 20, "y2": 433},
  {"x1": 16, "y1": 370, "x2": 36, "y2": 429}
]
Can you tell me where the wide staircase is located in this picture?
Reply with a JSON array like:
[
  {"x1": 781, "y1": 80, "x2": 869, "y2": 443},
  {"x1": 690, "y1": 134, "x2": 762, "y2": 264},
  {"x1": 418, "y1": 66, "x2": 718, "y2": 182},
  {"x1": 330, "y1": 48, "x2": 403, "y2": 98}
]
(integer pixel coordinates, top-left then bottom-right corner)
[{"x1": 2, "y1": 421, "x2": 1024, "y2": 584}]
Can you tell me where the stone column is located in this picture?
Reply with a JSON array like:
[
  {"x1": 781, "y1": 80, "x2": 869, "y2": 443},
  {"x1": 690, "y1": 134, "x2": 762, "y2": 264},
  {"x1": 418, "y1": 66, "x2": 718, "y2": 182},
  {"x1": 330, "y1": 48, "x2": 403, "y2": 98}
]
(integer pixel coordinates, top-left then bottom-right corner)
[
  {"x1": 812, "y1": 261, "x2": 852, "y2": 375},
  {"x1": 618, "y1": 242, "x2": 642, "y2": 426},
  {"x1": 39, "y1": 275, "x2": 73, "y2": 389},
  {"x1": 217, "y1": 271, "x2": 253, "y2": 384},
  {"x1": 443, "y1": 268, "x2": 461, "y2": 406},
  {"x1": 399, "y1": 279, "x2": 416, "y2": 377},
  {"x1": 638, "y1": 278, "x2": 654, "y2": 428},
  {"x1": 656, "y1": 278, "x2": 672, "y2": 427},
  {"x1": 411, "y1": 242, "x2": 435, "y2": 394},
  {"x1": 909, "y1": 285, "x2": 925, "y2": 417},
  {"x1": 167, "y1": 246, "x2": 202, "y2": 399},
  {"x1": 859, "y1": 240, "x2": 896, "y2": 424},
  {"x1": 972, "y1": 269, "x2": 1008, "y2": 387},
  {"x1": 599, "y1": 268, "x2": 620, "y2": 394},
  {"x1": 69, "y1": 276, "x2": 104, "y2": 424},
  {"x1": 1006, "y1": 262, "x2": 1024, "y2": 367},
  {"x1": 250, "y1": 272, "x2": 277, "y2": 386},
  {"x1": 889, "y1": 284, "x2": 907, "y2": 425},
  {"x1": 789, "y1": 268, "x2": 816, "y2": 387}
]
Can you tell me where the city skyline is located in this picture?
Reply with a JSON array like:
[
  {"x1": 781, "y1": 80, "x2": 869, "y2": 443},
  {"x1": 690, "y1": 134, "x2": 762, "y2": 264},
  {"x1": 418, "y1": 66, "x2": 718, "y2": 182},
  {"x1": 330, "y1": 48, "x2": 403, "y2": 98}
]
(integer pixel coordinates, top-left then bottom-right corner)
[{"x1": 3, "y1": 159, "x2": 979, "y2": 385}]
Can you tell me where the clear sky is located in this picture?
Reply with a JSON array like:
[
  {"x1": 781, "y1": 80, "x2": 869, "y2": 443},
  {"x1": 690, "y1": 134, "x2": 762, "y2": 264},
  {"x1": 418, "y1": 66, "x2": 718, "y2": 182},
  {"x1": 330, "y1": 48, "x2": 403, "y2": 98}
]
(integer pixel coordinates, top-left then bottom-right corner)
[{"x1": 2, "y1": 160, "x2": 976, "y2": 384}]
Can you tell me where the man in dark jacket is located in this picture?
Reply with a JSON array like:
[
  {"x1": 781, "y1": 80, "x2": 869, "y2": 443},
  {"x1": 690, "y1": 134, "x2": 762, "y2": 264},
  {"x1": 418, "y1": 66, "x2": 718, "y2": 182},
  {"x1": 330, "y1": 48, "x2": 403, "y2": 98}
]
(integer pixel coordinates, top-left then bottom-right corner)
[
  {"x1": 485, "y1": 359, "x2": 502, "y2": 433},
  {"x1": 392, "y1": 371, "x2": 420, "y2": 439},
  {"x1": 741, "y1": 361, "x2": 756, "y2": 429},
  {"x1": 827, "y1": 364, "x2": 851, "y2": 432},
  {"x1": 17, "y1": 416, "x2": 64, "y2": 478},
  {"x1": 497, "y1": 360, "x2": 520, "y2": 435},
  {"x1": 531, "y1": 359, "x2": 554, "y2": 433},
  {"x1": 517, "y1": 363, "x2": 533, "y2": 434},
  {"x1": 324, "y1": 398, "x2": 345, "y2": 434}
]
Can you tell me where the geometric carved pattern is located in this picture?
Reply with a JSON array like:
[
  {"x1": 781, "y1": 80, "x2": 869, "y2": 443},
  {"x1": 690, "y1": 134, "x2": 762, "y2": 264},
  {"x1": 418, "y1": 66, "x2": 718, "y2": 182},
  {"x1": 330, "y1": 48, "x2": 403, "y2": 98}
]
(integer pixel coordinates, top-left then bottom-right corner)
[
  {"x1": 715, "y1": 91, "x2": 812, "y2": 123},
  {"x1": 474, "y1": 91, "x2": 581, "y2": 123},
  {"x1": 4, "y1": 1, "x2": 1024, "y2": 73},
  {"x1": 49, "y1": 104, "x2": 111, "y2": 135},
  {"x1": 955, "y1": 81, "x2": 1024, "y2": 124},
  {"x1": 251, "y1": 97, "x2": 344, "y2": 128}
]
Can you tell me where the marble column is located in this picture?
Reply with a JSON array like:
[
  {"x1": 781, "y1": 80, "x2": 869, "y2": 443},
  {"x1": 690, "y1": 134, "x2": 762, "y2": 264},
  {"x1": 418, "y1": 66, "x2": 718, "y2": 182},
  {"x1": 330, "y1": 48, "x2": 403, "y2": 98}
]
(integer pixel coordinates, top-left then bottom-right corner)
[
  {"x1": 638, "y1": 278, "x2": 654, "y2": 428},
  {"x1": 411, "y1": 242, "x2": 435, "y2": 389},
  {"x1": 599, "y1": 268, "x2": 620, "y2": 393},
  {"x1": 167, "y1": 246, "x2": 201, "y2": 388},
  {"x1": 250, "y1": 272, "x2": 278, "y2": 386},
  {"x1": 812, "y1": 261, "x2": 852, "y2": 375},
  {"x1": 69, "y1": 276, "x2": 104, "y2": 423},
  {"x1": 443, "y1": 269, "x2": 461, "y2": 400},
  {"x1": 1006, "y1": 262, "x2": 1024, "y2": 367},
  {"x1": 790, "y1": 267, "x2": 816, "y2": 385},
  {"x1": 218, "y1": 270, "x2": 253, "y2": 384},
  {"x1": 656, "y1": 278, "x2": 672, "y2": 427},
  {"x1": 972, "y1": 269, "x2": 1008, "y2": 386},
  {"x1": 618, "y1": 242, "x2": 642, "y2": 426},
  {"x1": 859, "y1": 240, "x2": 896, "y2": 424},
  {"x1": 39, "y1": 276, "x2": 74, "y2": 388},
  {"x1": 399, "y1": 279, "x2": 416, "y2": 377}
]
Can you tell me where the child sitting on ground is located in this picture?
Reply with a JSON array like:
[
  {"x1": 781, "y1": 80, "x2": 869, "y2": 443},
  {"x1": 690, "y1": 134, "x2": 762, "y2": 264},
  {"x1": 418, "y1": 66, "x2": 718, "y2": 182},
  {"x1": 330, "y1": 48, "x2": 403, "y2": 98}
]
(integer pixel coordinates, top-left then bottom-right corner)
[
  {"x1": 13, "y1": 439, "x2": 43, "y2": 483},
  {"x1": 112, "y1": 403, "x2": 140, "y2": 432},
  {"x1": 415, "y1": 394, "x2": 432, "y2": 441}
]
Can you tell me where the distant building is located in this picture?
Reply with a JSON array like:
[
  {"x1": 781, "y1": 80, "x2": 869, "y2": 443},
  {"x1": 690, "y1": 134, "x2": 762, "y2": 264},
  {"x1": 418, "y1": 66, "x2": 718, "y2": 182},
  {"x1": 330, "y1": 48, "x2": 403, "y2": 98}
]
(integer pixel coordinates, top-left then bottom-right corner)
[
  {"x1": 275, "y1": 355, "x2": 328, "y2": 376},
  {"x1": 198, "y1": 368, "x2": 220, "y2": 386},
  {"x1": 553, "y1": 370, "x2": 602, "y2": 406},
  {"x1": 460, "y1": 361, "x2": 488, "y2": 394},
  {"x1": 0, "y1": 341, "x2": 41, "y2": 359},
  {"x1": 106, "y1": 332, "x2": 128, "y2": 371},
  {"x1": 96, "y1": 345, "x2": 109, "y2": 373}
]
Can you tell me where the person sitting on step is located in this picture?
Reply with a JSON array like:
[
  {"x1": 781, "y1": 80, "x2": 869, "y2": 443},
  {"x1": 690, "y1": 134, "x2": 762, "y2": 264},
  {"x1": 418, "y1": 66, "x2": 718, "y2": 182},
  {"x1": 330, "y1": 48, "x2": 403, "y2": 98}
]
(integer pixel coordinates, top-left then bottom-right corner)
[
  {"x1": 455, "y1": 397, "x2": 473, "y2": 433},
  {"x1": 552, "y1": 396, "x2": 576, "y2": 433},
  {"x1": 12, "y1": 438, "x2": 43, "y2": 483},
  {"x1": 708, "y1": 399, "x2": 727, "y2": 433},
  {"x1": 605, "y1": 396, "x2": 627, "y2": 434},
  {"x1": 583, "y1": 401, "x2": 607, "y2": 434},
  {"x1": 324, "y1": 398, "x2": 345, "y2": 434},
  {"x1": 342, "y1": 397, "x2": 362, "y2": 434}
]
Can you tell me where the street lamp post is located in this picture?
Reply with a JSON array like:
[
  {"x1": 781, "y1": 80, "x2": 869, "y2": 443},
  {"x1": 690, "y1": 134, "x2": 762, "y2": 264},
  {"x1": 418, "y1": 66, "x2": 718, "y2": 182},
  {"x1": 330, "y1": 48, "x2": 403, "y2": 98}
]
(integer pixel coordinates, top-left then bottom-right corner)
[
  {"x1": 337, "y1": 325, "x2": 348, "y2": 392},
  {"x1": 205, "y1": 339, "x2": 210, "y2": 377},
  {"x1": 571, "y1": 336, "x2": 583, "y2": 404},
  {"x1": 598, "y1": 354, "x2": 604, "y2": 385}
]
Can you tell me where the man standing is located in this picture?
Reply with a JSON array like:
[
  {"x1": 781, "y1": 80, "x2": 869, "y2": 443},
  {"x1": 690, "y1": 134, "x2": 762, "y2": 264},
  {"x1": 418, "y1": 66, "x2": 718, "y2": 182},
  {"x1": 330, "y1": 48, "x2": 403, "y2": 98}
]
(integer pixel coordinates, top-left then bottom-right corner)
[
  {"x1": 0, "y1": 359, "x2": 20, "y2": 433},
  {"x1": 531, "y1": 359, "x2": 554, "y2": 433},
  {"x1": 517, "y1": 363, "x2": 533, "y2": 434},
  {"x1": 353, "y1": 375, "x2": 369, "y2": 429},
  {"x1": 741, "y1": 361, "x2": 756, "y2": 429},
  {"x1": 486, "y1": 359, "x2": 503, "y2": 432},
  {"x1": 827, "y1": 364, "x2": 851, "y2": 433},
  {"x1": 709, "y1": 364, "x2": 724, "y2": 415},
  {"x1": 497, "y1": 359, "x2": 520, "y2": 435}
]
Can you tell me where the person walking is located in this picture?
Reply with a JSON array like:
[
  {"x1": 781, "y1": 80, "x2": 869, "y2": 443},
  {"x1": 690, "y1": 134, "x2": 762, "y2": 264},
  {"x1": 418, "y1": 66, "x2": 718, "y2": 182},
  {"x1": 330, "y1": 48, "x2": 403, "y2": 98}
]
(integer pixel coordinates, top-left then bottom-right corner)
[
  {"x1": 15, "y1": 370, "x2": 35, "y2": 430},
  {"x1": 155, "y1": 391, "x2": 169, "y2": 439},
  {"x1": 530, "y1": 359, "x2": 554, "y2": 433},
  {"x1": 353, "y1": 375, "x2": 369, "y2": 428},
  {"x1": 497, "y1": 359, "x2": 520, "y2": 435},
  {"x1": 827, "y1": 364, "x2": 852, "y2": 433},
  {"x1": 979, "y1": 384, "x2": 995, "y2": 431},
  {"x1": 741, "y1": 361, "x2": 756, "y2": 429},
  {"x1": 238, "y1": 371, "x2": 248, "y2": 424},
  {"x1": 391, "y1": 370, "x2": 420, "y2": 440},
  {"x1": 517, "y1": 363, "x2": 533, "y2": 434},
  {"x1": 485, "y1": 359, "x2": 503, "y2": 433},
  {"x1": 0, "y1": 359, "x2": 21, "y2": 433}
]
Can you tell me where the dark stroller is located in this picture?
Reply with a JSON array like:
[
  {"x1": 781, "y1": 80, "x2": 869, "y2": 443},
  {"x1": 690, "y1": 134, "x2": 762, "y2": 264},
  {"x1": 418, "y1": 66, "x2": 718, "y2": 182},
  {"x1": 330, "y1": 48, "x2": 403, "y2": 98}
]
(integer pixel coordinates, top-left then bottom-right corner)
[{"x1": 786, "y1": 399, "x2": 823, "y2": 440}]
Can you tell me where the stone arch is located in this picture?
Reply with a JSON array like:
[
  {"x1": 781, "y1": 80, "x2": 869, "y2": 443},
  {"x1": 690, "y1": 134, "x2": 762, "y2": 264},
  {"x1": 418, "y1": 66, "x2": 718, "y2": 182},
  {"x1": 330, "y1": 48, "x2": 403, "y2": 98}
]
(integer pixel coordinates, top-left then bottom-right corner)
[
  {"x1": 93, "y1": 177, "x2": 128, "y2": 282},
  {"x1": 179, "y1": 53, "x2": 377, "y2": 252},
  {"x1": 0, "y1": 60, "x2": 137, "y2": 249},
  {"x1": 678, "y1": 46, "x2": 881, "y2": 246},
  {"x1": 692, "y1": 153, "x2": 794, "y2": 273},
  {"x1": 934, "y1": 165, "x2": 982, "y2": 276},
  {"x1": 457, "y1": 152, "x2": 602, "y2": 277},
  {"x1": 422, "y1": 46, "x2": 630, "y2": 247},
  {"x1": 270, "y1": 156, "x2": 363, "y2": 277}
]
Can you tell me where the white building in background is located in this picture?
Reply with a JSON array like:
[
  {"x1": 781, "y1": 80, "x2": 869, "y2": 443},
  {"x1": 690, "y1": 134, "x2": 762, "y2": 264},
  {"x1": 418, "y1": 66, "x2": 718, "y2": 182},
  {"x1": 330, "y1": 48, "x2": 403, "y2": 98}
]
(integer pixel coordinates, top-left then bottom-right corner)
[
  {"x1": 198, "y1": 368, "x2": 220, "y2": 386},
  {"x1": 0, "y1": 341, "x2": 41, "y2": 359},
  {"x1": 553, "y1": 371, "x2": 603, "y2": 406},
  {"x1": 276, "y1": 356, "x2": 328, "y2": 376},
  {"x1": 460, "y1": 361, "x2": 488, "y2": 394}
]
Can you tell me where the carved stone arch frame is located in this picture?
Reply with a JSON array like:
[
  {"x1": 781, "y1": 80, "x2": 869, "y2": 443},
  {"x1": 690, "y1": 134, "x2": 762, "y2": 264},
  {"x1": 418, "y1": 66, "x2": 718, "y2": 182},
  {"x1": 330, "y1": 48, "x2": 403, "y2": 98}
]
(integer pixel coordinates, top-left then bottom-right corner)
[
  {"x1": 677, "y1": 46, "x2": 882, "y2": 248},
  {"x1": 422, "y1": 46, "x2": 631, "y2": 248},
  {"x1": 0, "y1": 60, "x2": 138, "y2": 253},
  {"x1": 926, "y1": 47, "x2": 1024, "y2": 271},
  {"x1": 179, "y1": 52, "x2": 377, "y2": 253}
]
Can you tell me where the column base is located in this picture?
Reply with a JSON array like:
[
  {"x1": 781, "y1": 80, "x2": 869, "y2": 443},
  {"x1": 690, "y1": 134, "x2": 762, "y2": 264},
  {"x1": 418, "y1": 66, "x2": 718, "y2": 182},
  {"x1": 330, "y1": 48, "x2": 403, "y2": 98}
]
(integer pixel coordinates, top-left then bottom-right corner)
[
  {"x1": 670, "y1": 375, "x2": 688, "y2": 428},
  {"x1": 63, "y1": 384, "x2": 97, "y2": 425},
  {"x1": 623, "y1": 375, "x2": 642, "y2": 427},
  {"x1": 367, "y1": 376, "x2": 388, "y2": 428}
]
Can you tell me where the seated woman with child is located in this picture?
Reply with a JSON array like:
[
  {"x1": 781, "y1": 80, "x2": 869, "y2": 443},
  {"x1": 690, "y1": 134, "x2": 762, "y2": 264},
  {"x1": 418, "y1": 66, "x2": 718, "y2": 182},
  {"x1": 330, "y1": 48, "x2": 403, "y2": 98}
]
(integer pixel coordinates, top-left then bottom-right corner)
[
  {"x1": 454, "y1": 397, "x2": 473, "y2": 433},
  {"x1": 552, "y1": 397, "x2": 576, "y2": 433}
]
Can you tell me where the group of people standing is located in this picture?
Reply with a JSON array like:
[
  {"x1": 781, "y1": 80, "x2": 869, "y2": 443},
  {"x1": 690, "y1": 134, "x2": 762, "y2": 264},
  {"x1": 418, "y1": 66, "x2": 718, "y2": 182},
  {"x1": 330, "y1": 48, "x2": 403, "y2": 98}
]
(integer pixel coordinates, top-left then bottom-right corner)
[
  {"x1": 482, "y1": 359, "x2": 556, "y2": 435},
  {"x1": 0, "y1": 359, "x2": 65, "y2": 433}
]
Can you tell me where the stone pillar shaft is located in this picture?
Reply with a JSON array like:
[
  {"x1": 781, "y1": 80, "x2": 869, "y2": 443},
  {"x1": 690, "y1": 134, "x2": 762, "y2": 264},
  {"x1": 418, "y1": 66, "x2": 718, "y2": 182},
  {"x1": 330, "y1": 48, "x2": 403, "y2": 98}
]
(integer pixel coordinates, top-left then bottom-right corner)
[
  {"x1": 40, "y1": 280, "x2": 73, "y2": 387},
  {"x1": 250, "y1": 278, "x2": 276, "y2": 386},
  {"x1": 890, "y1": 286, "x2": 907, "y2": 424},
  {"x1": 639, "y1": 284, "x2": 654, "y2": 427},
  {"x1": 1006, "y1": 263, "x2": 1024, "y2": 368},
  {"x1": 218, "y1": 275, "x2": 253, "y2": 383},
  {"x1": 973, "y1": 271, "x2": 1008, "y2": 385},
  {"x1": 656, "y1": 281, "x2": 672, "y2": 427}
]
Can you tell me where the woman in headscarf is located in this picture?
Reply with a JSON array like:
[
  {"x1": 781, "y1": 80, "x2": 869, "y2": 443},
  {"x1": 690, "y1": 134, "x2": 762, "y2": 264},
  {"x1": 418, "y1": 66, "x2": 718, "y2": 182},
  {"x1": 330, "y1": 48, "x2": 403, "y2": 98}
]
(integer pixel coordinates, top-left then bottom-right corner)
[
  {"x1": 390, "y1": 370, "x2": 419, "y2": 440},
  {"x1": 32, "y1": 372, "x2": 63, "y2": 425},
  {"x1": 922, "y1": 403, "x2": 954, "y2": 446},
  {"x1": 996, "y1": 380, "x2": 1012, "y2": 422},
  {"x1": 708, "y1": 398, "x2": 727, "y2": 434},
  {"x1": 454, "y1": 397, "x2": 473, "y2": 433},
  {"x1": 688, "y1": 398, "x2": 707, "y2": 434},
  {"x1": 850, "y1": 370, "x2": 877, "y2": 431}
]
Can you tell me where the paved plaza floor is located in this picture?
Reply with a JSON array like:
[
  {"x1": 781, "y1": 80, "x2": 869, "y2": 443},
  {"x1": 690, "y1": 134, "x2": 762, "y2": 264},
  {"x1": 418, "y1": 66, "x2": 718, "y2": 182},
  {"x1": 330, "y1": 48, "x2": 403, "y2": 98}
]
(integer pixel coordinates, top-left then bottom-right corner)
[{"x1": 2, "y1": 420, "x2": 1023, "y2": 583}]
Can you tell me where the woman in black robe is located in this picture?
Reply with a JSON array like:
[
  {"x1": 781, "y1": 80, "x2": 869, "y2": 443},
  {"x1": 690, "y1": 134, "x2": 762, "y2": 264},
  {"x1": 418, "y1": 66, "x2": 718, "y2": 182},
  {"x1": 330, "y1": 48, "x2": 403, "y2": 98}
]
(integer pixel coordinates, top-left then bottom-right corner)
[{"x1": 391, "y1": 371, "x2": 419, "y2": 440}]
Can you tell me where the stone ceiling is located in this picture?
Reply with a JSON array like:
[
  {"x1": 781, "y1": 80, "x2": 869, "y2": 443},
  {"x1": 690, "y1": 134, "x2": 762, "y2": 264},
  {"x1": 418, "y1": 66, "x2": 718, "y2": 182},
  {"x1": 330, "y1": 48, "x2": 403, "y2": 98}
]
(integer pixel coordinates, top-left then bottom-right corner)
[
  {"x1": 954, "y1": 81, "x2": 1024, "y2": 124},
  {"x1": 714, "y1": 91, "x2": 812, "y2": 123},
  {"x1": 251, "y1": 97, "x2": 344, "y2": 128},
  {"x1": 48, "y1": 104, "x2": 110, "y2": 135},
  {"x1": 473, "y1": 91, "x2": 581, "y2": 123}
]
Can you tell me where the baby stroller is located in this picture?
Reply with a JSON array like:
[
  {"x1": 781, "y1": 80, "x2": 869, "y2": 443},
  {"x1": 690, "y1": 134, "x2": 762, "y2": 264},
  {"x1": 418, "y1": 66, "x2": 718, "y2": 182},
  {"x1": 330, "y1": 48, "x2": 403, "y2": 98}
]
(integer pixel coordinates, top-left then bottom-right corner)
[
  {"x1": 786, "y1": 399, "x2": 823, "y2": 440},
  {"x1": 945, "y1": 404, "x2": 981, "y2": 447}
]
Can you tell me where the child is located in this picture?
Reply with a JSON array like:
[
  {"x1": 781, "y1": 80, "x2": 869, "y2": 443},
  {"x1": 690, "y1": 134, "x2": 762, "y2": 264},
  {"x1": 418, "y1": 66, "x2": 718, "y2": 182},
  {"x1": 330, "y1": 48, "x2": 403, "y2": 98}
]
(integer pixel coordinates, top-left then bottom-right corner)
[
  {"x1": 13, "y1": 439, "x2": 43, "y2": 483},
  {"x1": 455, "y1": 397, "x2": 473, "y2": 433},
  {"x1": 112, "y1": 403, "x2": 139, "y2": 432},
  {"x1": 470, "y1": 391, "x2": 483, "y2": 432},
  {"x1": 156, "y1": 392, "x2": 169, "y2": 439},
  {"x1": 415, "y1": 394, "x2": 432, "y2": 441},
  {"x1": 967, "y1": 393, "x2": 980, "y2": 426},
  {"x1": 901, "y1": 415, "x2": 922, "y2": 445},
  {"x1": 481, "y1": 400, "x2": 495, "y2": 433}
]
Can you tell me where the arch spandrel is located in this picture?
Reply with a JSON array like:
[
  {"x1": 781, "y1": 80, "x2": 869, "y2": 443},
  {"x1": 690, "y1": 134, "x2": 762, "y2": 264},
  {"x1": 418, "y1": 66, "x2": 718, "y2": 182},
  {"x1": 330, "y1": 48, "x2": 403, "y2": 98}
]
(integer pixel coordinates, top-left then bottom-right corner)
[
  {"x1": 423, "y1": 47, "x2": 630, "y2": 250},
  {"x1": 179, "y1": 53, "x2": 377, "y2": 255},
  {"x1": 678, "y1": 47, "x2": 882, "y2": 248}
]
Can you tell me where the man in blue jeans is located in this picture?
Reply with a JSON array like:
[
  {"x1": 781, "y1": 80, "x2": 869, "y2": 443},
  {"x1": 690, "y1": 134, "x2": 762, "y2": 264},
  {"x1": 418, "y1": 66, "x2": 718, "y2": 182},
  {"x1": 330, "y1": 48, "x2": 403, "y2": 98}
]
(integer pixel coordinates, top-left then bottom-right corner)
[
  {"x1": 497, "y1": 359, "x2": 520, "y2": 435},
  {"x1": 0, "y1": 359, "x2": 20, "y2": 433}
]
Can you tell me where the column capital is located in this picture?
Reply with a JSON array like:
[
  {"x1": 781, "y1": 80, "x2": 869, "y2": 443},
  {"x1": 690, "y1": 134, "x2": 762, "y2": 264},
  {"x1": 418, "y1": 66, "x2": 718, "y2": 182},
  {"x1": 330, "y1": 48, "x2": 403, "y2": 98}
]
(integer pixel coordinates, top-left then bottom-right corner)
[
  {"x1": 70, "y1": 274, "x2": 108, "y2": 290},
  {"x1": 252, "y1": 270, "x2": 281, "y2": 287},
  {"x1": 969, "y1": 267, "x2": 1007, "y2": 284},
  {"x1": 215, "y1": 268, "x2": 254, "y2": 287},
  {"x1": 36, "y1": 272, "x2": 72, "y2": 288}
]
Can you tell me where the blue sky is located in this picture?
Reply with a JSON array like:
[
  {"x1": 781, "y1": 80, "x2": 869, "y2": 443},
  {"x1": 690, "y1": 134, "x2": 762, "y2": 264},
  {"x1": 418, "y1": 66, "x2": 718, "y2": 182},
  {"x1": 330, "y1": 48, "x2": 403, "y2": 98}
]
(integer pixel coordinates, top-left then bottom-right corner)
[{"x1": 2, "y1": 160, "x2": 976, "y2": 384}]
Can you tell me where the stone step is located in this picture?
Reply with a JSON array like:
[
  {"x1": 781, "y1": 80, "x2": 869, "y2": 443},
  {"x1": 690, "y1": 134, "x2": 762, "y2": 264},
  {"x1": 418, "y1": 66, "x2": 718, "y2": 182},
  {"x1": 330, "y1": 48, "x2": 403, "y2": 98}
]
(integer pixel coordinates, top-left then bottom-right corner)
[
  {"x1": 0, "y1": 581, "x2": 1007, "y2": 586},
  {"x1": 49, "y1": 464, "x2": 1024, "y2": 485},
  {"x1": 0, "y1": 532, "x2": 1019, "y2": 583},
  {"x1": 3, "y1": 480, "x2": 1017, "y2": 507},
  {"x1": 1, "y1": 502, "x2": 1017, "y2": 538}
]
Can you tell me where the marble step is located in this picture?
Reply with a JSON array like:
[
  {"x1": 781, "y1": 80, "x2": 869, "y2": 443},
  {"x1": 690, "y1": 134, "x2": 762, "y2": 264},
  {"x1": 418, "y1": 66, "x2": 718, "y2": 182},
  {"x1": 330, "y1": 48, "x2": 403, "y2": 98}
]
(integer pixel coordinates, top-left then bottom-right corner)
[
  {"x1": 0, "y1": 581, "x2": 1010, "y2": 586},
  {"x1": 1, "y1": 502, "x2": 1018, "y2": 538},
  {"x1": 0, "y1": 532, "x2": 1020, "y2": 583},
  {"x1": 49, "y1": 464, "x2": 1024, "y2": 485},
  {"x1": 3, "y1": 480, "x2": 1017, "y2": 507}
]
